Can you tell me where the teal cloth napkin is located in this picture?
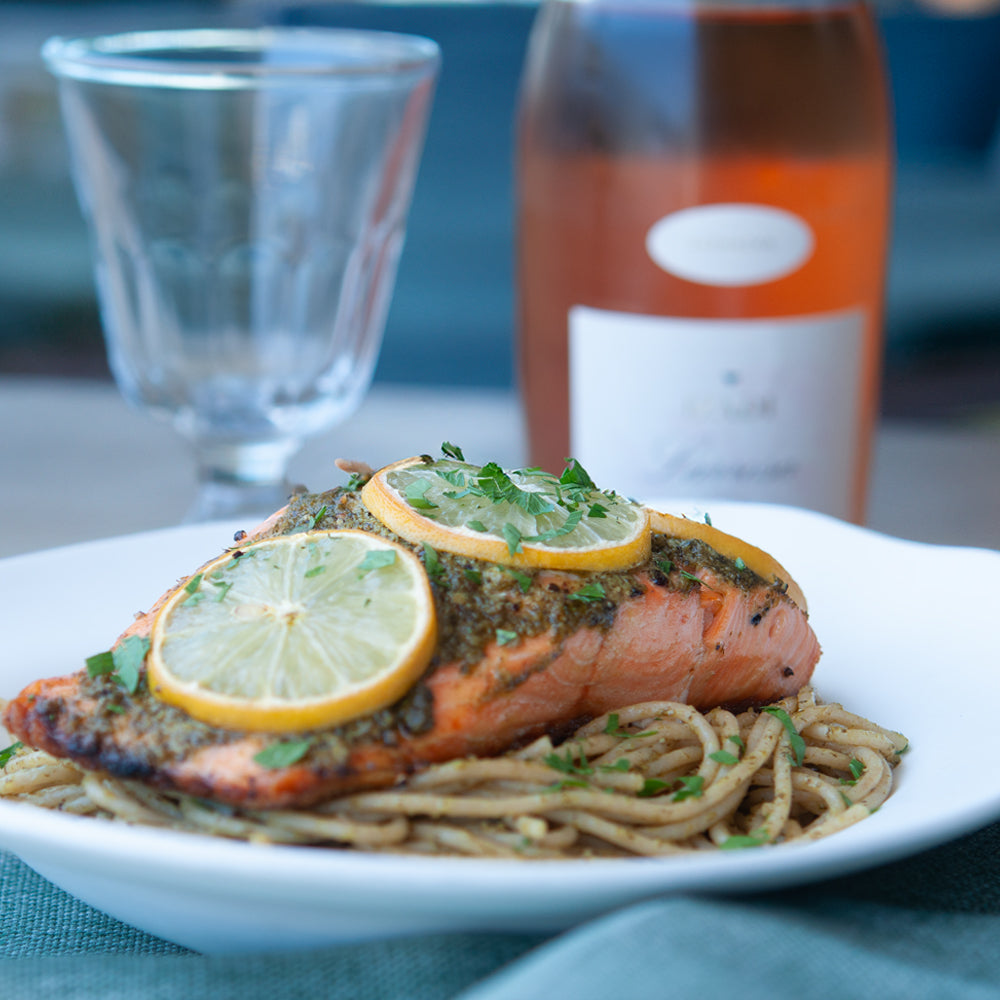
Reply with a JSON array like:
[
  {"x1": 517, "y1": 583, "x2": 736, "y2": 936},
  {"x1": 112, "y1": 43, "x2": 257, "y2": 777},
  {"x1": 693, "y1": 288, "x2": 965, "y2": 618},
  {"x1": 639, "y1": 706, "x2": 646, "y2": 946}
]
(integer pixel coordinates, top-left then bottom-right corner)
[{"x1": 4, "y1": 820, "x2": 1000, "y2": 999}]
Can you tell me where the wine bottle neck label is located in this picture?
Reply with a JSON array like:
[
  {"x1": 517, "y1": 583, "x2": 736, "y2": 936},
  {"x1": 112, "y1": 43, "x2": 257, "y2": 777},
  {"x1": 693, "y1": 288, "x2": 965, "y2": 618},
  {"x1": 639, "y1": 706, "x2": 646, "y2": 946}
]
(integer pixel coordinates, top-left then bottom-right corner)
[
  {"x1": 568, "y1": 305, "x2": 865, "y2": 519},
  {"x1": 646, "y1": 204, "x2": 814, "y2": 287}
]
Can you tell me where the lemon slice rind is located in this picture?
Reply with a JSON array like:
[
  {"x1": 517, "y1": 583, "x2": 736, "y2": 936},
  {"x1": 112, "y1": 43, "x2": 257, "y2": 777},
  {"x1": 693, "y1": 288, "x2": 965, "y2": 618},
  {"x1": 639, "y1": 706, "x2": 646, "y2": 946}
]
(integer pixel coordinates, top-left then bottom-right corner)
[
  {"x1": 148, "y1": 529, "x2": 437, "y2": 733},
  {"x1": 361, "y1": 456, "x2": 650, "y2": 572}
]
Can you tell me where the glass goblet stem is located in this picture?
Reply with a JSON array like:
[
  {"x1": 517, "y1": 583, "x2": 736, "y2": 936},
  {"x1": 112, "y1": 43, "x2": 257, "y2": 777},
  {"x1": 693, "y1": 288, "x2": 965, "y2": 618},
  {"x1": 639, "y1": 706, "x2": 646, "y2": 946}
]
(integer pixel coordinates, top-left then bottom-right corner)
[{"x1": 185, "y1": 438, "x2": 301, "y2": 525}]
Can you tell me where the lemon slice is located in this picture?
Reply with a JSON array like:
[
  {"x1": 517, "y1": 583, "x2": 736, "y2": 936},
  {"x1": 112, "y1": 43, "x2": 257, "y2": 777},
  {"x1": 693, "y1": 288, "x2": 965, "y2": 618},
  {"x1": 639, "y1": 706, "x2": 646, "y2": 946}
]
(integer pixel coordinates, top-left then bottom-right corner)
[
  {"x1": 361, "y1": 455, "x2": 650, "y2": 571},
  {"x1": 148, "y1": 530, "x2": 436, "y2": 732},
  {"x1": 647, "y1": 509, "x2": 807, "y2": 610}
]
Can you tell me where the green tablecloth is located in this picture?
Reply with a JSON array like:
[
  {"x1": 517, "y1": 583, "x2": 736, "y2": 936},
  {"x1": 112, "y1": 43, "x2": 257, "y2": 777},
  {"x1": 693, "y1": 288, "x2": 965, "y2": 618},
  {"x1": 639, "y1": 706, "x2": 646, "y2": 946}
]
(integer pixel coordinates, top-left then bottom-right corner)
[{"x1": 5, "y1": 820, "x2": 1000, "y2": 998}]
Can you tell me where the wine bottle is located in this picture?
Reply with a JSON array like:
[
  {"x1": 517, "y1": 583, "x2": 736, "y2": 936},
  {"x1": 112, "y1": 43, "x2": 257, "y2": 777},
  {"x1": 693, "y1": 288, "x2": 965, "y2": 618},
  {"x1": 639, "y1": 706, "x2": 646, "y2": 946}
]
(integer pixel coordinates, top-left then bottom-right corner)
[{"x1": 516, "y1": 0, "x2": 892, "y2": 521}]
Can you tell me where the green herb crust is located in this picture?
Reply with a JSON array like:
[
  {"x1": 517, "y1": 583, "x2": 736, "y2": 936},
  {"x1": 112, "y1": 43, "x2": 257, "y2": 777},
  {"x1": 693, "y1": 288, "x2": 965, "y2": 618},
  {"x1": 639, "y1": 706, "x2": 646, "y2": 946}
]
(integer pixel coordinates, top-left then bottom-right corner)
[{"x1": 34, "y1": 487, "x2": 788, "y2": 775}]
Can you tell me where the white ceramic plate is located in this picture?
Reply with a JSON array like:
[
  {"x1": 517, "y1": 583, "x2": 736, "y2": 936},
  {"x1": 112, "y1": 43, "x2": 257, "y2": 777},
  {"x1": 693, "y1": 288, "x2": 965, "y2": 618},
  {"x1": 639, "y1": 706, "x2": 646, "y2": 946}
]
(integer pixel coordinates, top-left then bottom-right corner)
[{"x1": 2, "y1": 505, "x2": 999, "y2": 954}]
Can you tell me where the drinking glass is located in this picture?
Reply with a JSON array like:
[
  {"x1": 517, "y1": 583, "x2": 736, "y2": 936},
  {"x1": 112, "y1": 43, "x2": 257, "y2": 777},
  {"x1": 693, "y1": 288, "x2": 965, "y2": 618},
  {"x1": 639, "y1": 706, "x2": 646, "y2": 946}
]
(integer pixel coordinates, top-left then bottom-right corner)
[{"x1": 43, "y1": 27, "x2": 439, "y2": 521}]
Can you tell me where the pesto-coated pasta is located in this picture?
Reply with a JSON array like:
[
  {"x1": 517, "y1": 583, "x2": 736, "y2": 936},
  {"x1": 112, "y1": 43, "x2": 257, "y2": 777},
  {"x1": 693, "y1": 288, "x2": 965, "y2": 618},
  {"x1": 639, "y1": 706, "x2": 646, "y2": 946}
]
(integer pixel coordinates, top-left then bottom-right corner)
[{"x1": 0, "y1": 687, "x2": 906, "y2": 858}]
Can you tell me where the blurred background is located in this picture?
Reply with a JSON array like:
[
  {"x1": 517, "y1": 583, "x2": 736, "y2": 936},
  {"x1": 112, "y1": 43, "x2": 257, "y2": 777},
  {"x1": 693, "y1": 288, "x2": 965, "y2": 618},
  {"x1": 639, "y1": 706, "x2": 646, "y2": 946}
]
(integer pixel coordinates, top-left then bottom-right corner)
[{"x1": 1, "y1": 0, "x2": 999, "y2": 423}]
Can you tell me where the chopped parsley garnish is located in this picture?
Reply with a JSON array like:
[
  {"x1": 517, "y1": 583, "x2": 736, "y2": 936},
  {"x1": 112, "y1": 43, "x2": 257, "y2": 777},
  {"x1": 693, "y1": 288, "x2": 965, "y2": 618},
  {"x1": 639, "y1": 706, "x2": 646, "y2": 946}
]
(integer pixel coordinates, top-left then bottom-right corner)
[
  {"x1": 709, "y1": 749, "x2": 740, "y2": 766},
  {"x1": 672, "y1": 775, "x2": 705, "y2": 801},
  {"x1": 345, "y1": 472, "x2": 366, "y2": 492},
  {"x1": 569, "y1": 581, "x2": 606, "y2": 603},
  {"x1": 545, "y1": 778, "x2": 590, "y2": 792},
  {"x1": 655, "y1": 558, "x2": 674, "y2": 576},
  {"x1": 638, "y1": 778, "x2": 670, "y2": 798},
  {"x1": 727, "y1": 734, "x2": 746, "y2": 751},
  {"x1": 733, "y1": 556, "x2": 747, "y2": 571},
  {"x1": 108, "y1": 635, "x2": 147, "y2": 694},
  {"x1": 523, "y1": 509, "x2": 584, "y2": 544},
  {"x1": 253, "y1": 740, "x2": 312, "y2": 769},
  {"x1": 0, "y1": 742, "x2": 23, "y2": 768},
  {"x1": 392, "y1": 456, "x2": 640, "y2": 588},
  {"x1": 308, "y1": 505, "x2": 328, "y2": 529},
  {"x1": 599, "y1": 758, "x2": 631, "y2": 773},
  {"x1": 504, "y1": 567, "x2": 533, "y2": 593},
  {"x1": 502, "y1": 522, "x2": 523, "y2": 555},
  {"x1": 476, "y1": 462, "x2": 555, "y2": 516},
  {"x1": 603, "y1": 713, "x2": 657, "y2": 739},
  {"x1": 422, "y1": 543, "x2": 445, "y2": 581},
  {"x1": 86, "y1": 635, "x2": 149, "y2": 695},
  {"x1": 85, "y1": 650, "x2": 114, "y2": 677},
  {"x1": 840, "y1": 757, "x2": 865, "y2": 785},
  {"x1": 463, "y1": 567, "x2": 482, "y2": 585},
  {"x1": 603, "y1": 713, "x2": 624, "y2": 736},
  {"x1": 405, "y1": 478, "x2": 437, "y2": 510},
  {"x1": 357, "y1": 550, "x2": 397, "y2": 576},
  {"x1": 559, "y1": 459, "x2": 596, "y2": 490},
  {"x1": 182, "y1": 573, "x2": 205, "y2": 604},
  {"x1": 544, "y1": 745, "x2": 593, "y2": 776},
  {"x1": 720, "y1": 830, "x2": 769, "y2": 850},
  {"x1": 209, "y1": 575, "x2": 234, "y2": 602},
  {"x1": 495, "y1": 628, "x2": 518, "y2": 646},
  {"x1": 436, "y1": 468, "x2": 468, "y2": 489},
  {"x1": 763, "y1": 706, "x2": 806, "y2": 766}
]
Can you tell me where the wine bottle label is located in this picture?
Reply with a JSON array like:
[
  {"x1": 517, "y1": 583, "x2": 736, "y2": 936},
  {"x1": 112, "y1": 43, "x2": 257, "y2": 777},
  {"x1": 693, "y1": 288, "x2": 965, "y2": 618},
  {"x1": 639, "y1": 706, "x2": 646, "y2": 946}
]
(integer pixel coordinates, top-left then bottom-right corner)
[
  {"x1": 568, "y1": 306, "x2": 865, "y2": 517},
  {"x1": 646, "y1": 204, "x2": 814, "y2": 286}
]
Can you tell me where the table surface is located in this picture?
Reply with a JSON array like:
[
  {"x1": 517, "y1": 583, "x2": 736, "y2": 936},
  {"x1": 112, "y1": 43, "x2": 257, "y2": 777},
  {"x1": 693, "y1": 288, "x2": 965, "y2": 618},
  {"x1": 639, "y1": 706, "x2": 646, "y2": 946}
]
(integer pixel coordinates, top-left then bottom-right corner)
[
  {"x1": 1, "y1": 375, "x2": 998, "y2": 558},
  {"x1": 3, "y1": 374, "x2": 1000, "y2": 994}
]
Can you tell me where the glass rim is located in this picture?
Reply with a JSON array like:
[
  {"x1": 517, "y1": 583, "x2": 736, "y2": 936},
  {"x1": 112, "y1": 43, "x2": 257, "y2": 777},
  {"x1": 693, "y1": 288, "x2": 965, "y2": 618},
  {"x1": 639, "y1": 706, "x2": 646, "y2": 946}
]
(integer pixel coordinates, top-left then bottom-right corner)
[{"x1": 42, "y1": 26, "x2": 441, "y2": 89}]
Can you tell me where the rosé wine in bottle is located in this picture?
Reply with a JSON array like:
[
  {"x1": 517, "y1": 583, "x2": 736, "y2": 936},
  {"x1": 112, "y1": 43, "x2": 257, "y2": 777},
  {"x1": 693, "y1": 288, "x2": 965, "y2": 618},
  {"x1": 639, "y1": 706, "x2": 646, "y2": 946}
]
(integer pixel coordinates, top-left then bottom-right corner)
[{"x1": 516, "y1": 0, "x2": 892, "y2": 521}]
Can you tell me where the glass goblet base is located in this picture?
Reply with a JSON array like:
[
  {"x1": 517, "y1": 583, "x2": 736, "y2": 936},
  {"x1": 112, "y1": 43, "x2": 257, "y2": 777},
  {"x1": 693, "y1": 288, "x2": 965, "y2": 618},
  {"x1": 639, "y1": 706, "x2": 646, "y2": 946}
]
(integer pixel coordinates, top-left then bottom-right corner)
[{"x1": 184, "y1": 438, "x2": 302, "y2": 526}]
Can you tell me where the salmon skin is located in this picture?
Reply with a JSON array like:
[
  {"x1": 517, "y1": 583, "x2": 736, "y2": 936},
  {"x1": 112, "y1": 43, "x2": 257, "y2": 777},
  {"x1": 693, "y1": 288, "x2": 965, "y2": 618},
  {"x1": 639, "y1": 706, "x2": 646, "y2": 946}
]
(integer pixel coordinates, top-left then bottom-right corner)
[{"x1": 3, "y1": 489, "x2": 820, "y2": 809}]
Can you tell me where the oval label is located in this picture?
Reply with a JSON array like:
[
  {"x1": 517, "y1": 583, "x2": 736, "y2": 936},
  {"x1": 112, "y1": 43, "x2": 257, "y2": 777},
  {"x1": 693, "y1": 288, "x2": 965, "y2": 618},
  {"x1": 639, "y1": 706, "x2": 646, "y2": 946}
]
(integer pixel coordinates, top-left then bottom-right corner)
[{"x1": 645, "y1": 203, "x2": 814, "y2": 287}]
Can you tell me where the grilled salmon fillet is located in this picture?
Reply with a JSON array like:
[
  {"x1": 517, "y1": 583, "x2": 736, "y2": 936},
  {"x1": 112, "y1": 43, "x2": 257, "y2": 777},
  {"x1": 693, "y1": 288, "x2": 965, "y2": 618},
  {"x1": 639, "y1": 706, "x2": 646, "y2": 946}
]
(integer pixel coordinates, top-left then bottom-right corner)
[{"x1": 3, "y1": 489, "x2": 820, "y2": 809}]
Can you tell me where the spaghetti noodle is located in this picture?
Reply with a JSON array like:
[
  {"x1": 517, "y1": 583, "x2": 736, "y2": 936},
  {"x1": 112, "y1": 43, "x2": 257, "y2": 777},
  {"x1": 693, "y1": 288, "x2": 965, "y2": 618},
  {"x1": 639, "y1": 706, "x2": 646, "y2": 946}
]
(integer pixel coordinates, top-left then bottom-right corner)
[{"x1": 0, "y1": 686, "x2": 907, "y2": 858}]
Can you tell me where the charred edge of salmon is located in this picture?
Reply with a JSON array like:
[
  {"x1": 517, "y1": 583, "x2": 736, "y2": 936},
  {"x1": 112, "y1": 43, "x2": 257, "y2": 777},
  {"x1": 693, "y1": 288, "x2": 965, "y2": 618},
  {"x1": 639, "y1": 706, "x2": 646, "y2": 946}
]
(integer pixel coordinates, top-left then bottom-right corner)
[
  {"x1": 4, "y1": 669, "x2": 441, "y2": 786},
  {"x1": 2, "y1": 680, "x2": 150, "y2": 783}
]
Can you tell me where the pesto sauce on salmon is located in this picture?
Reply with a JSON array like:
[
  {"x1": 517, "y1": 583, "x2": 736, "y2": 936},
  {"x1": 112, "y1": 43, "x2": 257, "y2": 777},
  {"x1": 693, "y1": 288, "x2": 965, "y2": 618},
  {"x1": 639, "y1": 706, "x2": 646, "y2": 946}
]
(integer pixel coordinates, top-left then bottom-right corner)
[{"x1": 25, "y1": 486, "x2": 794, "y2": 784}]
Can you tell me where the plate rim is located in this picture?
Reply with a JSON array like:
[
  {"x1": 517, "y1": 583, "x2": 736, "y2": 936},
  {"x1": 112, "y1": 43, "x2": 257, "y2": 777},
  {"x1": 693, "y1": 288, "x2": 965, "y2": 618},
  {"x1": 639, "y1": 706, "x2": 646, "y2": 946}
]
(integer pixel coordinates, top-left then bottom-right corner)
[{"x1": 3, "y1": 505, "x2": 1000, "y2": 946}]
